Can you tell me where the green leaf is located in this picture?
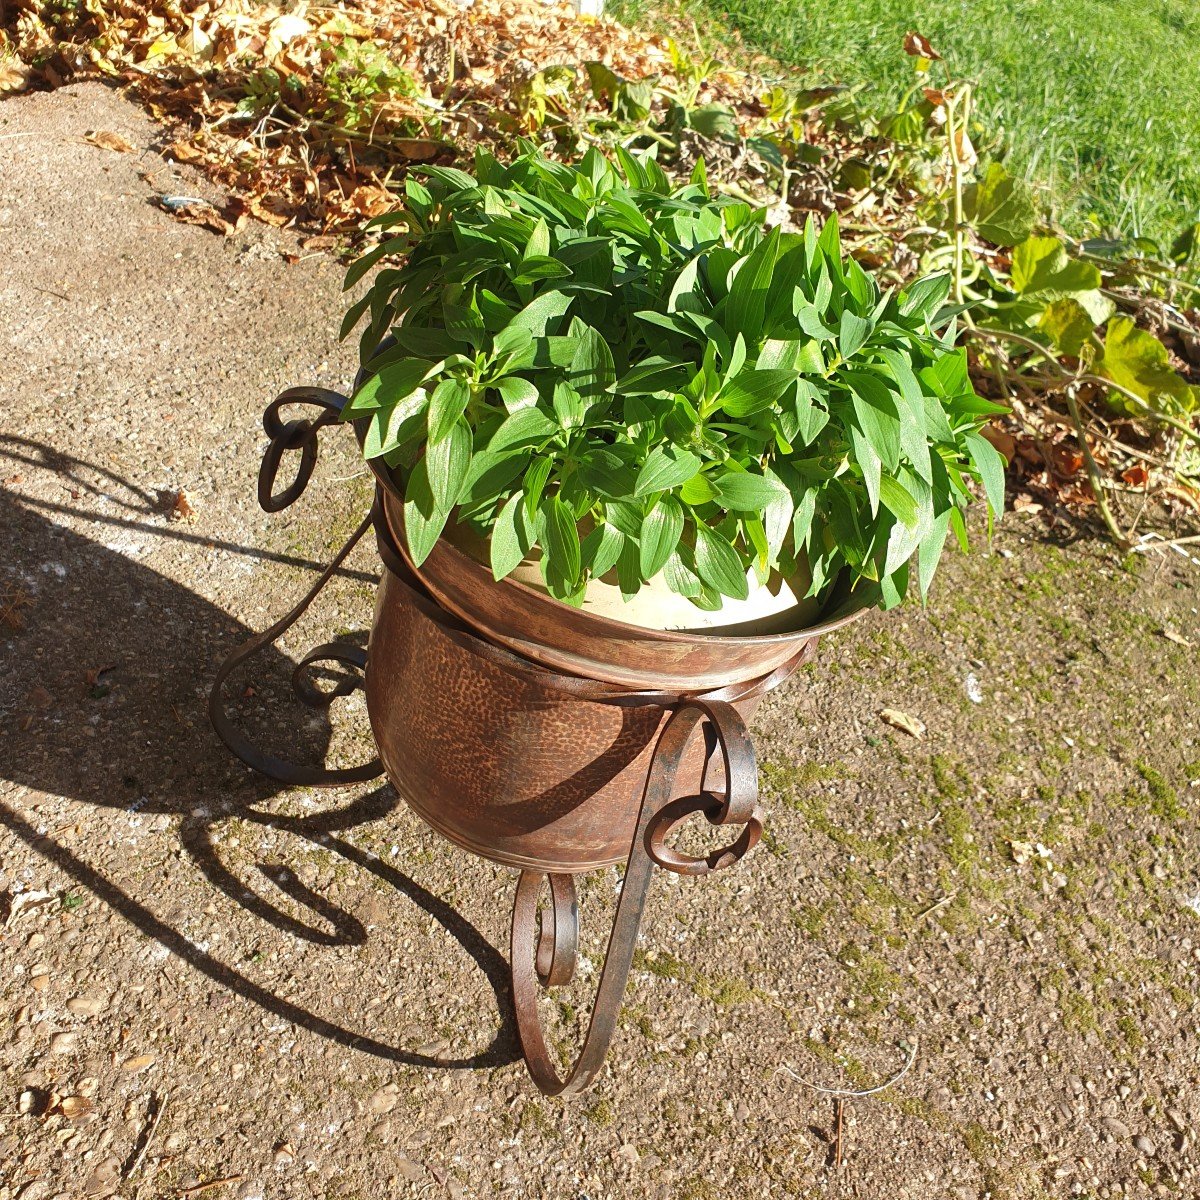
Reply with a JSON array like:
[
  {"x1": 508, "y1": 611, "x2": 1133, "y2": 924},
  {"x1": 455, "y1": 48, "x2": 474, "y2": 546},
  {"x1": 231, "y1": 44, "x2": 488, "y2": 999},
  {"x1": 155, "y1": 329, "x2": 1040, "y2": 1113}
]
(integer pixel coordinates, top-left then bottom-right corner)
[
  {"x1": 878, "y1": 474, "x2": 919, "y2": 527},
  {"x1": 963, "y1": 430, "x2": 1006, "y2": 519},
  {"x1": 844, "y1": 372, "x2": 902, "y2": 470},
  {"x1": 540, "y1": 495, "x2": 581, "y2": 591},
  {"x1": 507, "y1": 289, "x2": 574, "y2": 336},
  {"x1": 523, "y1": 456, "x2": 553, "y2": 517},
  {"x1": 725, "y1": 226, "x2": 781, "y2": 339},
  {"x1": 1036, "y1": 298, "x2": 1095, "y2": 356},
  {"x1": 490, "y1": 493, "x2": 533, "y2": 580},
  {"x1": 511, "y1": 256, "x2": 572, "y2": 286},
  {"x1": 488, "y1": 406, "x2": 558, "y2": 452},
  {"x1": 639, "y1": 498, "x2": 684, "y2": 578},
  {"x1": 712, "y1": 470, "x2": 789, "y2": 511},
  {"x1": 898, "y1": 273, "x2": 952, "y2": 323},
  {"x1": 838, "y1": 310, "x2": 873, "y2": 359},
  {"x1": 362, "y1": 389, "x2": 429, "y2": 459},
  {"x1": 693, "y1": 522, "x2": 749, "y2": 600},
  {"x1": 680, "y1": 470, "x2": 718, "y2": 506},
  {"x1": 567, "y1": 319, "x2": 616, "y2": 404},
  {"x1": 962, "y1": 163, "x2": 1037, "y2": 247},
  {"x1": 1098, "y1": 316, "x2": 1198, "y2": 414},
  {"x1": 663, "y1": 551, "x2": 702, "y2": 599},
  {"x1": 492, "y1": 323, "x2": 535, "y2": 361},
  {"x1": 403, "y1": 457, "x2": 450, "y2": 567},
  {"x1": 719, "y1": 368, "x2": 800, "y2": 417},
  {"x1": 495, "y1": 376, "x2": 540, "y2": 410},
  {"x1": 427, "y1": 377, "x2": 471, "y2": 444},
  {"x1": 634, "y1": 446, "x2": 703, "y2": 497},
  {"x1": 345, "y1": 357, "x2": 434, "y2": 415},
  {"x1": 582, "y1": 522, "x2": 624, "y2": 578},
  {"x1": 425, "y1": 420, "x2": 472, "y2": 510},
  {"x1": 917, "y1": 509, "x2": 952, "y2": 600}
]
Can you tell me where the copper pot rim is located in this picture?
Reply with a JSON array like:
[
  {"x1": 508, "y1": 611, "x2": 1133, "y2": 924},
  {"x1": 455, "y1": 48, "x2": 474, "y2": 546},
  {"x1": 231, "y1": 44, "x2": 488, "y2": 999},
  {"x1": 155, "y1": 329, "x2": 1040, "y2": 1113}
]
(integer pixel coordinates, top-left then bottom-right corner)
[{"x1": 370, "y1": 468, "x2": 872, "y2": 649}]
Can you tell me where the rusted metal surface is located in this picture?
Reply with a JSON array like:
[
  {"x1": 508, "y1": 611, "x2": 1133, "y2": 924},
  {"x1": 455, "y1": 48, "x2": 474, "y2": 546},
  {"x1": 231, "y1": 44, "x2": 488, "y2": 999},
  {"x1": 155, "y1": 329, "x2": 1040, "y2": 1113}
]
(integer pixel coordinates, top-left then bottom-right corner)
[{"x1": 211, "y1": 384, "x2": 860, "y2": 1095}]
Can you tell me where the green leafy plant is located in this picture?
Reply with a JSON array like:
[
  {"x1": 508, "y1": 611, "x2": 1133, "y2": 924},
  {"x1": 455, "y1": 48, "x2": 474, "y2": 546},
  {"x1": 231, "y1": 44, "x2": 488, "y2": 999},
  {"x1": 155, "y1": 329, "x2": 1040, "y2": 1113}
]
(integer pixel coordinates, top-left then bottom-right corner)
[{"x1": 341, "y1": 144, "x2": 1004, "y2": 614}]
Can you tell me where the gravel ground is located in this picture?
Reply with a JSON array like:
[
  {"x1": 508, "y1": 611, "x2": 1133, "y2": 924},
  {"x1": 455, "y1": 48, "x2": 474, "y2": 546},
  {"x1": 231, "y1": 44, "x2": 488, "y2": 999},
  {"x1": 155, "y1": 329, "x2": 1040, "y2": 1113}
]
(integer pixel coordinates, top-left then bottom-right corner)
[{"x1": 2, "y1": 82, "x2": 1199, "y2": 1200}]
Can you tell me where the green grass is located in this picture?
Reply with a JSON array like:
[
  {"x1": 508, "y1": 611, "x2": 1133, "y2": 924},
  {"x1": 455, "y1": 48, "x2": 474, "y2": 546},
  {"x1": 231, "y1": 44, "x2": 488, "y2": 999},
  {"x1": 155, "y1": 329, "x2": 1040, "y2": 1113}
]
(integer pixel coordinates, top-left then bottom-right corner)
[{"x1": 613, "y1": 0, "x2": 1200, "y2": 248}]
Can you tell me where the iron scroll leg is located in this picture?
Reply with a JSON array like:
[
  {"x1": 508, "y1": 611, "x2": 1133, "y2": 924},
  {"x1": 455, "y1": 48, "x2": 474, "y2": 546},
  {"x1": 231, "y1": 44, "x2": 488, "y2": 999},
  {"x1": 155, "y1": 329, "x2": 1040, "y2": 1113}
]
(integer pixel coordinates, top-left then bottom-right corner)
[
  {"x1": 208, "y1": 387, "x2": 384, "y2": 787},
  {"x1": 509, "y1": 700, "x2": 764, "y2": 1096}
]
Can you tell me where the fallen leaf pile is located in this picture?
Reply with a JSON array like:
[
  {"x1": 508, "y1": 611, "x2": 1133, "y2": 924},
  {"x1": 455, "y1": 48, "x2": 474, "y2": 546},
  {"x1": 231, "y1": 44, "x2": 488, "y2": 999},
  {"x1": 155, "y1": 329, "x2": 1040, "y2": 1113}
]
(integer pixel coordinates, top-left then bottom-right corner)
[{"x1": 3, "y1": 0, "x2": 682, "y2": 229}]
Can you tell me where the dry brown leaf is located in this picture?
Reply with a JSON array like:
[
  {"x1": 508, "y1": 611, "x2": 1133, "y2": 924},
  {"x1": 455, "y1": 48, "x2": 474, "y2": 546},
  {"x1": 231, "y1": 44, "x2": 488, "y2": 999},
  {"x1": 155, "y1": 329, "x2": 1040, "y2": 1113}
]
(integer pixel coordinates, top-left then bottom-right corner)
[
  {"x1": 903, "y1": 32, "x2": 942, "y2": 61},
  {"x1": 121, "y1": 1054, "x2": 156, "y2": 1073},
  {"x1": 879, "y1": 708, "x2": 926, "y2": 739},
  {"x1": 1121, "y1": 464, "x2": 1149, "y2": 487},
  {"x1": 0, "y1": 59, "x2": 32, "y2": 95},
  {"x1": 170, "y1": 488, "x2": 196, "y2": 521},
  {"x1": 85, "y1": 129, "x2": 136, "y2": 154},
  {"x1": 165, "y1": 139, "x2": 204, "y2": 163},
  {"x1": 981, "y1": 425, "x2": 1016, "y2": 461}
]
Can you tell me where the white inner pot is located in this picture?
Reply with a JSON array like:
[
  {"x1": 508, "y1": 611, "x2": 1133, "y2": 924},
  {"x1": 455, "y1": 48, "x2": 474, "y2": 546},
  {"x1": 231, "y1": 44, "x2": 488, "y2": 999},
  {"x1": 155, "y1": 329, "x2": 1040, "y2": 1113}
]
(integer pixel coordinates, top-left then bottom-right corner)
[{"x1": 445, "y1": 521, "x2": 823, "y2": 637}]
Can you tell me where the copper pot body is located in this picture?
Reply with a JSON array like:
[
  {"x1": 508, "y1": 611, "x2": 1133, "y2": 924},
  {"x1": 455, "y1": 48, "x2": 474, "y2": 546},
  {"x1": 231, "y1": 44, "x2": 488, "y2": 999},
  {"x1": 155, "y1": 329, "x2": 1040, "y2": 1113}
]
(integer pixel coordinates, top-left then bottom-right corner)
[
  {"x1": 366, "y1": 568, "x2": 766, "y2": 872},
  {"x1": 365, "y1": 489, "x2": 867, "y2": 873}
]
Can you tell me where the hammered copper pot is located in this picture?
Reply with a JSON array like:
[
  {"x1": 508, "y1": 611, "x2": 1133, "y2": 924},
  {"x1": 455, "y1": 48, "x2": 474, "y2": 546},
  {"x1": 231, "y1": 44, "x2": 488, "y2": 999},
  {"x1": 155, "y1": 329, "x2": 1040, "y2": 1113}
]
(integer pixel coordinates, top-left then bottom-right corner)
[{"x1": 364, "y1": 486, "x2": 866, "y2": 873}]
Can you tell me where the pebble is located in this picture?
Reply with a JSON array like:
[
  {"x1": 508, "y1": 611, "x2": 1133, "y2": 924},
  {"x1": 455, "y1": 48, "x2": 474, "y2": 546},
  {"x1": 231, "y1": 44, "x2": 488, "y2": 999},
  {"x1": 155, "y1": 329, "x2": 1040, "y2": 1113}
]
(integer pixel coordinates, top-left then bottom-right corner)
[
  {"x1": 1133, "y1": 1135, "x2": 1156, "y2": 1156},
  {"x1": 49, "y1": 1032, "x2": 76, "y2": 1055},
  {"x1": 368, "y1": 1084, "x2": 400, "y2": 1115},
  {"x1": 120, "y1": 1053, "x2": 155, "y2": 1073},
  {"x1": 66, "y1": 996, "x2": 106, "y2": 1017},
  {"x1": 1101, "y1": 1117, "x2": 1131, "y2": 1140},
  {"x1": 31, "y1": 974, "x2": 50, "y2": 992}
]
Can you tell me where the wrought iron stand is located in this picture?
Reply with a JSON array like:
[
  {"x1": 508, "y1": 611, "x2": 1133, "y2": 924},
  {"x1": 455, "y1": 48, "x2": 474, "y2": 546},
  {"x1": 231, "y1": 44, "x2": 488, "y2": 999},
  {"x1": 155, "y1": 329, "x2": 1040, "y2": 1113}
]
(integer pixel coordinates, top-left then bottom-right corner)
[{"x1": 211, "y1": 390, "x2": 797, "y2": 1095}]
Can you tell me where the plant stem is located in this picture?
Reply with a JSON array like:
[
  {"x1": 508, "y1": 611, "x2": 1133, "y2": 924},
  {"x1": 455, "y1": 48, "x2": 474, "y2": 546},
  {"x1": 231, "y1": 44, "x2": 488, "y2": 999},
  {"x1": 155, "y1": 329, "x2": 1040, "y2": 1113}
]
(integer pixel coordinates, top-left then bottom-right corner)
[{"x1": 1064, "y1": 384, "x2": 1131, "y2": 548}]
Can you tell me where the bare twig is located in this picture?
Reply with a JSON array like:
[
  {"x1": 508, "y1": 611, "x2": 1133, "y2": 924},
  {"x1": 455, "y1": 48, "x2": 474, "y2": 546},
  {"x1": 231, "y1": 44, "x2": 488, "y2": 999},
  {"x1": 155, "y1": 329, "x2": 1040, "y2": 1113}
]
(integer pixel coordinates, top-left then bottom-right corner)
[
  {"x1": 834, "y1": 1098, "x2": 845, "y2": 1167},
  {"x1": 777, "y1": 1040, "x2": 918, "y2": 1098},
  {"x1": 123, "y1": 1091, "x2": 168, "y2": 1178},
  {"x1": 177, "y1": 1176, "x2": 244, "y2": 1196}
]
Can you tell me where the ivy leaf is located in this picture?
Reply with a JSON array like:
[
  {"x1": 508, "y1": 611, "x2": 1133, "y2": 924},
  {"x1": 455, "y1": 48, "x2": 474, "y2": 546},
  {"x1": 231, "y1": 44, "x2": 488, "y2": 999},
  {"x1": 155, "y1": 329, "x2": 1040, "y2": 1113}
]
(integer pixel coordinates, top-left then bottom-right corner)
[
  {"x1": 634, "y1": 446, "x2": 703, "y2": 497},
  {"x1": 962, "y1": 163, "x2": 1037, "y2": 248},
  {"x1": 693, "y1": 523, "x2": 749, "y2": 600},
  {"x1": 1036, "y1": 298, "x2": 1095, "y2": 356},
  {"x1": 639, "y1": 498, "x2": 684, "y2": 578},
  {"x1": 1098, "y1": 316, "x2": 1198, "y2": 414}
]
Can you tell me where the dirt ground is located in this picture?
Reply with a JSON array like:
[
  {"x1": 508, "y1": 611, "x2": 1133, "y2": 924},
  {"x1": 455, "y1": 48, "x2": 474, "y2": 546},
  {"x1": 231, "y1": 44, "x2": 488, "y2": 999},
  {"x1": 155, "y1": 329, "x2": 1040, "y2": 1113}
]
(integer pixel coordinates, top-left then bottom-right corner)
[{"x1": 2, "y1": 82, "x2": 1199, "y2": 1200}]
